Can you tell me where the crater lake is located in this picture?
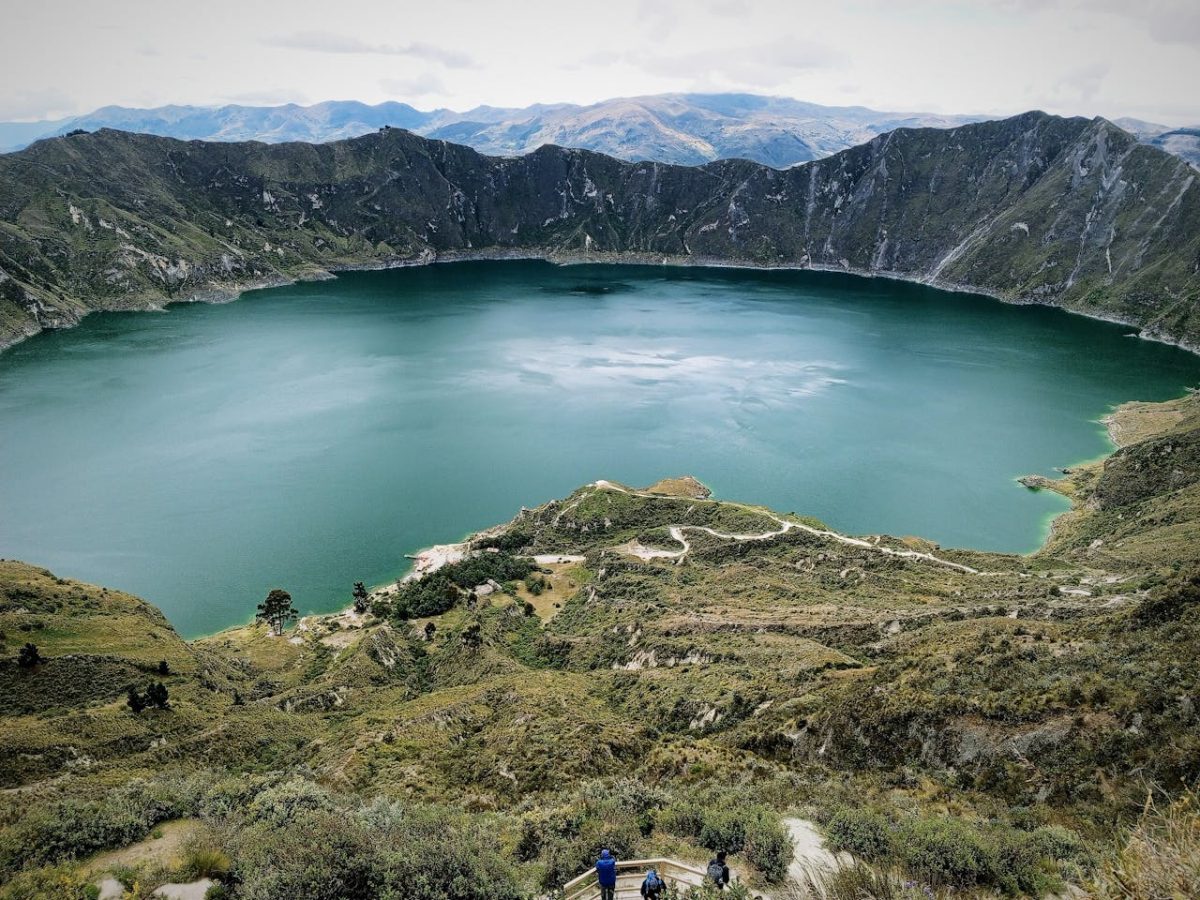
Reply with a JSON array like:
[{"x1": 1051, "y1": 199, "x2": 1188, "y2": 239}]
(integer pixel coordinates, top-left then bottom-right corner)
[{"x1": 2, "y1": 261, "x2": 1199, "y2": 636}]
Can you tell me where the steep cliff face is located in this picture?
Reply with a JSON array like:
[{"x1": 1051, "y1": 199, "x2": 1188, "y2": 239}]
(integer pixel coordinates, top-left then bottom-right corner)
[{"x1": 0, "y1": 111, "x2": 1197, "y2": 350}]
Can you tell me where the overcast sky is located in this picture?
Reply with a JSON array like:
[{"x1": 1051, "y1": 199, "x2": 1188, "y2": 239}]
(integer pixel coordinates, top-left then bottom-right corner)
[{"x1": 2, "y1": 0, "x2": 1197, "y2": 125}]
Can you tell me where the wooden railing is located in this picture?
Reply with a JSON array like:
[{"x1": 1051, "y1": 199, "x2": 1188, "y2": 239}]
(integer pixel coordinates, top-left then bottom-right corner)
[{"x1": 561, "y1": 858, "x2": 708, "y2": 900}]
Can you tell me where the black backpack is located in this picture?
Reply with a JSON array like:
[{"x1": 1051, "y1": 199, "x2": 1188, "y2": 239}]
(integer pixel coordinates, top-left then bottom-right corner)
[{"x1": 707, "y1": 859, "x2": 725, "y2": 883}]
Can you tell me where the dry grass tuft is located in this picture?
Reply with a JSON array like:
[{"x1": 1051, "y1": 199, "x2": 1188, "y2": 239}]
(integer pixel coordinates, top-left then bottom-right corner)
[{"x1": 1092, "y1": 791, "x2": 1200, "y2": 899}]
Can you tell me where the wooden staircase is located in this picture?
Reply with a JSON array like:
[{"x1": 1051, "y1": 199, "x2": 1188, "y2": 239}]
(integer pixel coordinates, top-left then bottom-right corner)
[{"x1": 561, "y1": 858, "x2": 709, "y2": 900}]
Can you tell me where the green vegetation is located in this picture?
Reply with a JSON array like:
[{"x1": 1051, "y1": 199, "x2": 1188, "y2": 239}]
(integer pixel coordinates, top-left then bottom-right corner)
[
  {"x1": 822, "y1": 807, "x2": 1089, "y2": 894},
  {"x1": 2, "y1": 391, "x2": 1200, "y2": 896},
  {"x1": 375, "y1": 551, "x2": 536, "y2": 621}
]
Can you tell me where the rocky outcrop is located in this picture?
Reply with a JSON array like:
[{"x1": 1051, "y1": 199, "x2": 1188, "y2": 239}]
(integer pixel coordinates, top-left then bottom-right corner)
[{"x1": 1, "y1": 110, "x2": 1197, "y2": 350}]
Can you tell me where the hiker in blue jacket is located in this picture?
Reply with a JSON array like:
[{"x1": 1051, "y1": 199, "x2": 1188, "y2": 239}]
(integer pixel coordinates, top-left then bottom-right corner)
[
  {"x1": 640, "y1": 867, "x2": 666, "y2": 899},
  {"x1": 596, "y1": 849, "x2": 618, "y2": 900}
]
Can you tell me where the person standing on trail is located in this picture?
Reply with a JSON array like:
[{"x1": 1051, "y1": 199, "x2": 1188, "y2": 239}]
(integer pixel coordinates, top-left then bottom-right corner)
[
  {"x1": 706, "y1": 851, "x2": 730, "y2": 890},
  {"x1": 596, "y1": 849, "x2": 618, "y2": 900}
]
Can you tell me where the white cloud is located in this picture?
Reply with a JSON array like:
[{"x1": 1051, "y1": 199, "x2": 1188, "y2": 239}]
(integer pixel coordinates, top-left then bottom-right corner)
[{"x1": 266, "y1": 32, "x2": 477, "y2": 69}]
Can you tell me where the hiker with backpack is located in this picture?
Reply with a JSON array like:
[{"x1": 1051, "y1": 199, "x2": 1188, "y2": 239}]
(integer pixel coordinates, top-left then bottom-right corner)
[
  {"x1": 596, "y1": 848, "x2": 618, "y2": 900},
  {"x1": 707, "y1": 851, "x2": 730, "y2": 890},
  {"x1": 640, "y1": 867, "x2": 666, "y2": 899}
]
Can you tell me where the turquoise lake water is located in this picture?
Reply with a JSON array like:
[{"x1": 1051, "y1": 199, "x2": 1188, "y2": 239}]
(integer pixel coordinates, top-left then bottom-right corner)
[{"x1": 2, "y1": 261, "x2": 1199, "y2": 637}]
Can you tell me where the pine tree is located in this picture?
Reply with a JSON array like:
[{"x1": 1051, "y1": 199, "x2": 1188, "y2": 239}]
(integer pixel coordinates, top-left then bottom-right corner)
[
  {"x1": 352, "y1": 582, "x2": 370, "y2": 614},
  {"x1": 256, "y1": 588, "x2": 298, "y2": 636},
  {"x1": 126, "y1": 686, "x2": 146, "y2": 713},
  {"x1": 146, "y1": 681, "x2": 169, "y2": 709}
]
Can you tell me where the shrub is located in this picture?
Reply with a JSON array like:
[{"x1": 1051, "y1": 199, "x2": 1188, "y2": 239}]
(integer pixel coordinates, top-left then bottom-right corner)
[
  {"x1": 1029, "y1": 824, "x2": 1090, "y2": 868},
  {"x1": 1133, "y1": 568, "x2": 1200, "y2": 626},
  {"x1": 894, "y1": 817, "x2": 995, "y2": 888},
  {"x1": 230, "y1": 808, "x2": 381, "y2": 900},
  {"x1": 990, "y1": 829, "x2": 1058, "y2": 895},
  {"x1": 246, "y1": 778, "x2": 334, "y2": 827},
  {"x1": 0, "y1": 863, "x2": 98, "y2": 900},
  {"x1": 742, "y1": 811, "x2": 794, "y2": 882},
  {"x1": 823, "y1": 808, "x2": 893, "y2": 860},
  {"x1": 0, "y1": 800, "x2": 146, "y2": 877},
  {"x1": 225, "y1": 796, "x2": 524, "y2": 900},
  {"x1": 197, "y1": 774, "x2": 272, "y2": 819}
]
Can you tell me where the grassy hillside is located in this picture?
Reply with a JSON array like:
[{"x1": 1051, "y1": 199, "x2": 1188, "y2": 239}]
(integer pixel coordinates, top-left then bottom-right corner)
[{"x1": 1, "y1": 392, "x2": 1198, "y2": 897}]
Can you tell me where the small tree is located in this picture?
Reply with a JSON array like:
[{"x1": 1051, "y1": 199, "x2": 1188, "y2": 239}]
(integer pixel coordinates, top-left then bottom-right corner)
[
  {"x1": 256, "y1": 588, "x2": 298, "y2": 636},
  {"x1": 146, "y1": 681, "x2": 170, "y2": 709},
  {"x1": 424, "y1": 621, "x2": 437, "y2": 641},
  {"x1": 352, "y1": 582, "x2": 370, "y2": 614},
  {"x1": 157, "y1": 660, "x2": 170, "y2": 676},
  {"x1": 126, "y1": 686, "x2": 146, "y2": 714},
  {"x1": 17, "y1": 642, "x2": 41, "y2": 668}
]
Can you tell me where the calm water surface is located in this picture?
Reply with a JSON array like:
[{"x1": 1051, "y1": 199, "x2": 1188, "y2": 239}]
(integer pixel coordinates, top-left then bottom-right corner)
[{"x1": 2, "y1": 261, "x2": 1199, "y2": 636}]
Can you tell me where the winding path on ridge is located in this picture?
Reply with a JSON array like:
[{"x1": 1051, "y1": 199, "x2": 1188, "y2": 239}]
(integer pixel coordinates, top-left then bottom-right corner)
[{"x1": 591, "y1": 480, "x2": 982, "y2": 575}]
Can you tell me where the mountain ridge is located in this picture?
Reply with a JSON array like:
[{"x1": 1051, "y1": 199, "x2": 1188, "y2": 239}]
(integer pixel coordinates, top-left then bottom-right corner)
[
  {"x1": 6, "y1": 94, "x2": 1197, "y2": 172},
  {"x1": 0, "y1": 110, "x2": 1197, "y2": 352},
  {"x1": 0, "y1": 93, "x2": 989, "y2": 164}
]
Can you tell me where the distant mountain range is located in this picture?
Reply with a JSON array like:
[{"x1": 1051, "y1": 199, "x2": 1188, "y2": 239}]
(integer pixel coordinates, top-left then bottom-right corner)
[
  {"x1": 2, "y1": 94, "x2": 988, "y2": 167},
  {"x1": 5, "y1": 96, "x2": 1195, "y2": 170},
  {"x1": 1, "y1": 111, "x2": 1197, "y2": 352},
  {"x1": 1113, "y1": 118, "x2": 1200, "y2": 168}
]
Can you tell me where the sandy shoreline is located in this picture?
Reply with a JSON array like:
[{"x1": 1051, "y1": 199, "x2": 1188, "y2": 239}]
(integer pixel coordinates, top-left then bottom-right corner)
[{"x1": 369, "y1": 541, "x2": 471, "y2": 599}]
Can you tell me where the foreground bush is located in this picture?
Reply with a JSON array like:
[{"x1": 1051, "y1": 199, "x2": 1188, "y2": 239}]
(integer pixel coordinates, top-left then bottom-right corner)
[
  {"x1": 0, "y1": 775, "x2": 207, "y2": 879},
  {"x1": 894, "y1": 817, "x2": 994, "y2": 888},
  {"x1": 225, "y1": 784, "x2": 523, "y2": 900},
  {"x1": 818, "y1": 807, "x2": 1088, "y2": 896},
  {"x1": 0, "y1": 863, "x2": 97, "y2": 900},
  {"x1": 823, "y1": 808, "x2": 892, "y2": 860}
]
